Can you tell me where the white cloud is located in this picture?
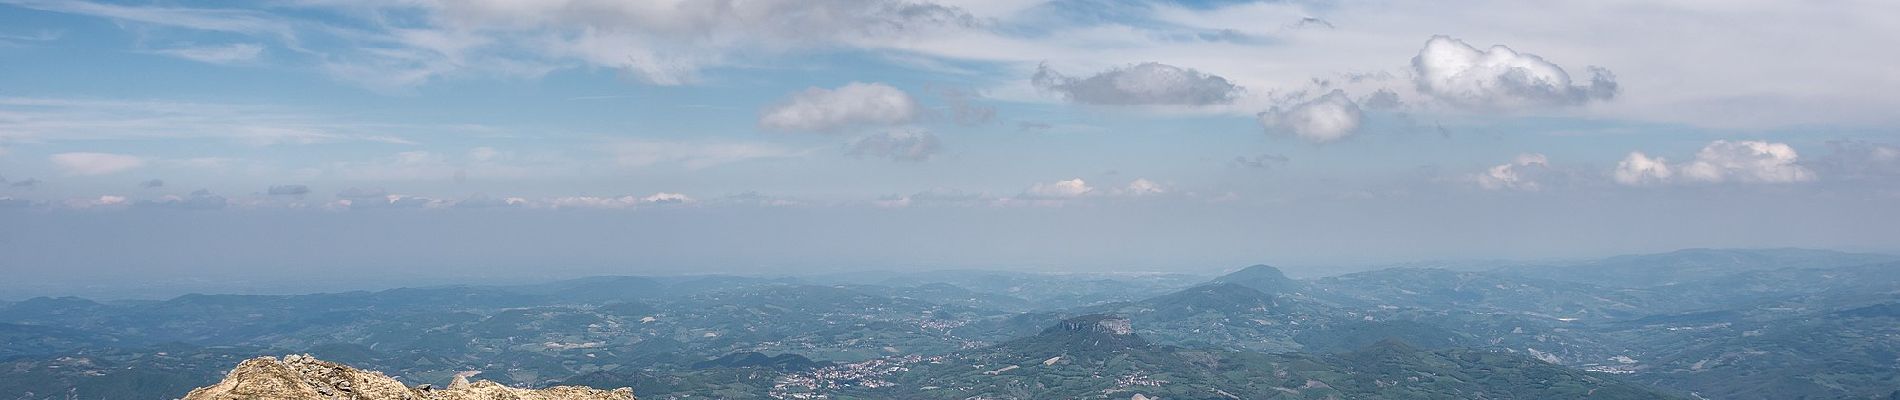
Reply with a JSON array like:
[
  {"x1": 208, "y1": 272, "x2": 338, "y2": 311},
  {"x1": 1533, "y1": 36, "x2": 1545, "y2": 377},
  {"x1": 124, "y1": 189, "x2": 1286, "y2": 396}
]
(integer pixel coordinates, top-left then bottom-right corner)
[
  {"x1": 540, "y1": 192, "x2": 696, "y2": 209},
  {"x1": 1614, "y1": 151, "x2": 1673, "y2": 186},
  {"x1": 1615, "y1": 140, "x2": 1815, "y2": 186},
  {"x1": 1476, "y1": 153, "x2": 1550, "y2": 191},
  {"x1": 49, "y1": 152, "x2": 145, "y2": 175},
  {"x1": 149, "y1": 43, "x2": 263, "y2": 64},
  {"x1": 540, "y1": 196, "x2": 640, "y2": 209},
  {"x1": 1023, "y1": 178, "x2": 1093, "y2": 199},
  {"x1": 1680, "y1": 140, "x2": 1814, "y2": 183},
  {"x1": 451, "y1": 195, "x2": 531, "y2": 209},
  {"x1": 22, "y1": 0, "x2": 1900, "y2": 129},
  {"x1": 1258, "y1": 90, "x2": 1363, "y2": 143},
  {"x1": 1031, "y1": 62, "x2": 1242, "y2": 106},
  {"x1": 339, "y1": 194, "x2": 444, "y2": 210},
  {"x1": 846, "y1": 129, "x2": 942, "y2": 162},
  {"x1": 1411, "y1": 35, "x2": 1616, "y2": 109},
  {"x1": 641, "y1": 192, "x2": 693, "y2": 204},
  {"x1": 759, "y1": 82, "x2": 920, "y2": 133},
  {"x1": 61, "y1": 195, "x2": 128, "y2": 209},
  {"x1": 1118, "y1": 178, "x2": 1166, "y2": 196}
]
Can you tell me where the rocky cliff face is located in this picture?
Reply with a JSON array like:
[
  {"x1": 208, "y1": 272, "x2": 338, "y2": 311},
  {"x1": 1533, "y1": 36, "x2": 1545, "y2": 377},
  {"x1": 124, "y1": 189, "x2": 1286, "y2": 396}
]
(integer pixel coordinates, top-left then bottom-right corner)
[{"x1": 181, "y1": 354, "x2": 634, "y2": 400}]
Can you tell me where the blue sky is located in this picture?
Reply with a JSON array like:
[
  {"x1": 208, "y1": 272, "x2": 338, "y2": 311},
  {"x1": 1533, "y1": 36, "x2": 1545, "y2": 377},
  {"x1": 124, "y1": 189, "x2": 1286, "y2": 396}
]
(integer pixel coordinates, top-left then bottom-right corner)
[{"x1": 2, "y1": 0, "x2": 1898, "y2": 288}]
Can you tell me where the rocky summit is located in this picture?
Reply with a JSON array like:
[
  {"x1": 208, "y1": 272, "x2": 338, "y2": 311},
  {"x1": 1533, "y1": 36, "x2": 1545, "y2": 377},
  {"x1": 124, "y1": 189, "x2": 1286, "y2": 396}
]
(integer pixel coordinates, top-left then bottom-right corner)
[{"x1": 181, "y1": 355, "x2": 634, "y2": 400}]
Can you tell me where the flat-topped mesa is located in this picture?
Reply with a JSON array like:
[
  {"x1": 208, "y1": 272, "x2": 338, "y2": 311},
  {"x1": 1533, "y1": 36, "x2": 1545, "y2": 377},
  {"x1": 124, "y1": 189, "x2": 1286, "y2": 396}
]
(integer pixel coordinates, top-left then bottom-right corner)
[{"x1": 182, "y1": 354, "x2": 635, "y2": 400}]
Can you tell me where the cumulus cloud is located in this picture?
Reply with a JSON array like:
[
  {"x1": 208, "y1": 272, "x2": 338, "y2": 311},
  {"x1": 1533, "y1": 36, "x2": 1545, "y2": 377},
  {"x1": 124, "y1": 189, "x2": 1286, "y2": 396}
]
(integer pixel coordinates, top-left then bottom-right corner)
[
  {"x1": 267, "y1": 184, "x2": 311, "y2": 196},
  {"x1": 642, "y1": 192, "x2": 692, "y2": 204},
  {"x1": 1614, "y1": 140, "x2": 1814, "y2": 185},
  {"x1": 9, "y1": 178, "x2": 41, "y2": 188},
  {"x1": 1475, "y1": 153, "x2": 1550, "y2": 191},
  {"x1": 1680, "y1": 140, "x2": 1814, "y2": 183},
  {"x1": 846, "y1": 130, "x2": 942, "y2": 162},
  {"x1": 759, "y1": 82, "x2": 920, "y2": 133},
  {"x1": 1258, "y1": 90, "x2": 1363, "y2": 143},
  {"x1": 1411, "y1": 35, "x2": 1616, "y2": 109},
  {"x1": 1117, "y1": 178, "x2": 1166, "y2": 196},
  {"x1": 1031, "y1": 62, "x2": 1241, "y2": 106},
  {"x1": 1614, "y1": 152, "x2": 1673, "y2": 186},
  {"x1": 49, "y1": 152, "x2": 145, "y2": 175},
  {"x1": 1023, "y1": 178, "x2": 1094, "y2": 199}
]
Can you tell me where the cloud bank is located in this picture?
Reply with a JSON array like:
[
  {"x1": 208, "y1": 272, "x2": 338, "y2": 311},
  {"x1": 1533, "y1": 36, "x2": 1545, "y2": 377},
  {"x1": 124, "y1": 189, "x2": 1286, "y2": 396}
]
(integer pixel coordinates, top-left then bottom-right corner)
[{"x1": 1616, "y1": 140, "x2": 1814, "y2": 185}]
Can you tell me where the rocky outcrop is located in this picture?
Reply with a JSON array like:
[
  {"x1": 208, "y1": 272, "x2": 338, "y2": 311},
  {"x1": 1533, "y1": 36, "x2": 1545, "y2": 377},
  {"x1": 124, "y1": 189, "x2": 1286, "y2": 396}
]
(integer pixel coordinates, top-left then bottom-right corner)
[{"x1": 181, "y1": 354, "x2": 634, "y2": 400}]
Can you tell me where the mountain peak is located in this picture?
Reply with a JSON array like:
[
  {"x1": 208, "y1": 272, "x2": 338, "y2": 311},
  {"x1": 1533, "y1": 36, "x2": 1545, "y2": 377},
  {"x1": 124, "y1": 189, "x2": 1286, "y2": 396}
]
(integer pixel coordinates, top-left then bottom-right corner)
[
  {"x1": 1053, "y1": 314, "x2": 1136, "y2": 336},
  {"x1": 182, "y1": 354, "x2": 635, "y2": 400},
  {"x1": 1210, "y1": 264, "x2": 1299, "y2": 293},
  {"x1": 1009, "y1": 314, "x2": 1149, "y2": 351}
]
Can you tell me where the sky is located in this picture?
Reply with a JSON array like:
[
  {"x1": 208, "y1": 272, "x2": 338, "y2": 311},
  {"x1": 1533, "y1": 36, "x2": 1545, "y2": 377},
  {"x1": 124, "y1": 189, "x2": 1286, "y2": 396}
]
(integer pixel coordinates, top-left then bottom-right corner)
[{"x1": 2, "y1": 0, "x2": 1899, "y2": 291}]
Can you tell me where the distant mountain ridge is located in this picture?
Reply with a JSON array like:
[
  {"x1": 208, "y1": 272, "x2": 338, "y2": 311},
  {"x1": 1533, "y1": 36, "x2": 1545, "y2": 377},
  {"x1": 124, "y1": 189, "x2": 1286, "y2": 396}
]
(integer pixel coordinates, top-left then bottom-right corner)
[
  {"x1": 802, "y1": 313, "x2": 1684, "y2": 399},
  {"x1": 1501, "y1": 248, "x2": 1897, "y2": 288},
  {"x1": 3, "y1": 248, "x2": 1897, "y2": 399}
]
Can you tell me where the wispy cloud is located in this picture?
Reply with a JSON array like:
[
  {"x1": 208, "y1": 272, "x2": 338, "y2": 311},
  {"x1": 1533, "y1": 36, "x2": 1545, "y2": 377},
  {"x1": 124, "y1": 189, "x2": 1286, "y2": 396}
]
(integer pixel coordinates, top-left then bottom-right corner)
[
  {"x1": 147, "y1": 43, "x2": 264, "y2": 65},
  {"x1": 608, "y1": 140, "x2": 808, "y2": 170},
  {"x1": 0, "y1": 97, "x2": 460, "y2": 145},
  {"x1": 49, "y1": 152, "x2": 145, "y2": 176}
]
